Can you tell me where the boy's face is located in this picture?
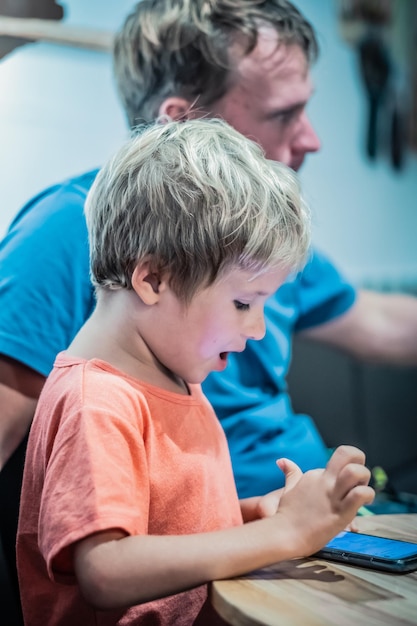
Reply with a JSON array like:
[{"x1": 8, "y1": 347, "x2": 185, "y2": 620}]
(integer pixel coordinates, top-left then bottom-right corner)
[
  {"x1": 149, "y1": 266, "x2": 288, "y2": 384},
  {"x1": 200, "y1": 30, "x2": 320, "y2": 170}
]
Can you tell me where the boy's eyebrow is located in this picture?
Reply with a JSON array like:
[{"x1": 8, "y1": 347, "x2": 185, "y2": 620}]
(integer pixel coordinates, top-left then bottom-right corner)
[{"x1": 242, "y1": 289, "x2": 271, "y2": 297}]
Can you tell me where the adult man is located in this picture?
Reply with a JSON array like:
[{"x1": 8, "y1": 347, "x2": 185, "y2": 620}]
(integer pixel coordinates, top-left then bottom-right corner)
[
  {"x1": 113, "y1": 0, "x2": 417, "y2": 496},
  {"x1": 1, "y1": 0, "x2": 417, "y2": 605}
]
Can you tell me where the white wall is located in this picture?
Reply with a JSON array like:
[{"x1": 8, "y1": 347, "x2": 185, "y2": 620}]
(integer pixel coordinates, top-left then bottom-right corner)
[
  {"x1": 0, "y1": 0, "x2": 134, "y2": 237},
  {"x1": 296, "y1": 0, "x2": 417, "y2": 290},
  {"x1": 0, "y1": 0, "x2": 416, "y2": 290}
]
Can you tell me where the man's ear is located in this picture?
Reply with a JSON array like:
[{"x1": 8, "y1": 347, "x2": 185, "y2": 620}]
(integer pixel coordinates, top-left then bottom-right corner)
[
  {"x1": 158, "y1": 97, "x2": 195, "y2": 121},
  {"x1": 131, "y1": 263, "x2": 164, "y2": 305}
]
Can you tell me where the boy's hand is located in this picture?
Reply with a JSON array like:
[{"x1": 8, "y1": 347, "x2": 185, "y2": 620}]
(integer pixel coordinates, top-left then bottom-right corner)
[
  {"x1": 272, "y1": 445, "x2": 375, "y2": 558},
  {"x1": 256, "y1": 459, "x2": 302, "y2": 518}
]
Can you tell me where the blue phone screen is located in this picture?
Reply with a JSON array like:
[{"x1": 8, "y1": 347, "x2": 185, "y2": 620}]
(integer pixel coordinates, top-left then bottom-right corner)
[{"x1": 325, "y1": 531, "x2": 417, "y2": 560}]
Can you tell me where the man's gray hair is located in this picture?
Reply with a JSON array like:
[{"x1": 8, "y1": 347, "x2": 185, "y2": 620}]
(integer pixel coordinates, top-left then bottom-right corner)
[{"x1": 114, "y1": 0, "x2": 318, "y2": 127}]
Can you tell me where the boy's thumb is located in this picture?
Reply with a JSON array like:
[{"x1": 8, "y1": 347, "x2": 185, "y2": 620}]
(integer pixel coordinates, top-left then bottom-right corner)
[{"x1": 276, "y1": 457, "x2": 302, "y2": 490}]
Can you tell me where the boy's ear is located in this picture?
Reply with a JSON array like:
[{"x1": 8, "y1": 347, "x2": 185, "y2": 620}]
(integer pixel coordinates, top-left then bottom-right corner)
[
  {"x1": 131, "y1": 263, "x2": 165, "y2": 305},
  {"x1": 158, "y1": 97, "x2": 195, "y2": 121}
]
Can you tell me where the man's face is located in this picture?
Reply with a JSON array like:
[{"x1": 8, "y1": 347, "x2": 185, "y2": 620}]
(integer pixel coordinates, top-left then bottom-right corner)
[{"x1": 203, "y1": 29, "x2": 320, "y2": 170}]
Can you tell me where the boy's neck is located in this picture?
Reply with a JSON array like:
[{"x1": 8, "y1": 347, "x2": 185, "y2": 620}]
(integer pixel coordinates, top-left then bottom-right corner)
[{"x1": 66, "y1": 290, "x2": 190, "y2": 395}]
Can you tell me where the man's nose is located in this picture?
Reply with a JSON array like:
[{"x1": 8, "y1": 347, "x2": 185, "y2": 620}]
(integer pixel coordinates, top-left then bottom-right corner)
[{"x1": 295, "y1": 113, "x2": 321, "y2": 154}]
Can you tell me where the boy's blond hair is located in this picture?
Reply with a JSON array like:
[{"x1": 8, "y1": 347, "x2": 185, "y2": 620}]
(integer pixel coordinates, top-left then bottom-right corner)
[
  {"x1": 114, "y1": 0, "x2": 318, "y2": 127},
  {"x1": 85, "y1": 118, "x2": 310, "y2": 302}
]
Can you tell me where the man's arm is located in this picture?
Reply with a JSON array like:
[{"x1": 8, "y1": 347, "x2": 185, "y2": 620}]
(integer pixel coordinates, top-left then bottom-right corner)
[
  {"x1": 300, "y1": 289, "x2": 417, "y2": 365},
  {"x1": 0, "y1": 171, "x2": 98, "y2": 469},
  {"x1": 0, "y1": 356, "x2": 45, "y2": 468}
]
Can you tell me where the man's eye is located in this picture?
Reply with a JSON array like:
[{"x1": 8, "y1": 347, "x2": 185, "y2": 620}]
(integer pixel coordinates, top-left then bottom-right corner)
[
  {"x1": 275, "y1": 106, "x2": 303, "y2": 125},
  {"x1": 234, "y1": 300, "x2": 250, "y2": 311}
]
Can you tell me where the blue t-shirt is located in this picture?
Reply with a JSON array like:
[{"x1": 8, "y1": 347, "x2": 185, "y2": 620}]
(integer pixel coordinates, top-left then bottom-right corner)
[
  {"x1": 0, "y1": 170, "x2": 98, "y2": 376},
  {"x1": 0, "y1": 171, "x2": 356, "y2": 498},
  {"x1": 203, "y1": 251, "x2": 356, "y2": 498}
]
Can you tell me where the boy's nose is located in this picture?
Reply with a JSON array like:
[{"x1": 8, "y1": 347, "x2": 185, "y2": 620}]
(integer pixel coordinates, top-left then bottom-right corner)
[{"x1": 246, "y1": 314, "x2": 266, "y2": 341}]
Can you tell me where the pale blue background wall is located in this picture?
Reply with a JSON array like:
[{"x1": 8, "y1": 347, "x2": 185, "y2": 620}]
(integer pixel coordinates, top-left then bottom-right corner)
[
  {"x1": 297, "y1": 0, "x2": 417, "y2": 291},
  {"x1": 0, "y1": 0, "x2": 416, "y2": 291},
  {"x1": 0, "y1": 0, "x2": 133, "y2": 237}
]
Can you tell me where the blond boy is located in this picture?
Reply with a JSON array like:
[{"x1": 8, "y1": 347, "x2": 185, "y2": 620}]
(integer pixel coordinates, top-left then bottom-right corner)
[{"x1": 17, "y1": 119, "x2": 373, "y2": 626}]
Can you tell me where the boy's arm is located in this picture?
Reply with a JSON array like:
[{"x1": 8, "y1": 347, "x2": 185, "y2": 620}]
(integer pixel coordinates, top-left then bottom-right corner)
[{"x1": 73, "y1": 446, "x2": 374, "y2": 610}]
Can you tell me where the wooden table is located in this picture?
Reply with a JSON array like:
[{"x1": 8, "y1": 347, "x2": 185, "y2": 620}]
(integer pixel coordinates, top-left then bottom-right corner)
[{"x1": 211, "y1": 514, "x2": 417, "y2": 625}]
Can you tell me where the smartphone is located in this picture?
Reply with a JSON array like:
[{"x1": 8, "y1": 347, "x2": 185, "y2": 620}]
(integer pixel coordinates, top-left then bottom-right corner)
[{"x1": 313, "y1": 530, "x2": 417, "y2": 573}]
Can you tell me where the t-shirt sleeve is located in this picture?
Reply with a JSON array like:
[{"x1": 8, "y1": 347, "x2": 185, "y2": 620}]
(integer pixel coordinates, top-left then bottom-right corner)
[
  {"x1": 0, "y1": 173, "x2": 97, "y2": 376},
  {"x1": 38, "y1": 375, "x2": 150, "y2": 581},
  {"x1": 294, "y1": 248, "x2": 357, "y2": 332}
]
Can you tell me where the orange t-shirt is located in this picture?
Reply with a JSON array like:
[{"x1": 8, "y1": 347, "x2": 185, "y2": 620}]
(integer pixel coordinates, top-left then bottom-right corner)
[{"x1": 17, "y1": 353, "x2": 243, "y2": 626}]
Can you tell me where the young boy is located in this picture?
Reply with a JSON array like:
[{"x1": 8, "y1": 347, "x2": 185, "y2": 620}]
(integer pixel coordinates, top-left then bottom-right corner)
[{"x1": 17, "y1": 119, "x2": 374, "y2": 626}]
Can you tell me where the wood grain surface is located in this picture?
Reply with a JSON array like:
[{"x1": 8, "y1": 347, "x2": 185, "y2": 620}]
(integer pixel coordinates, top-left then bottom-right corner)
[{"x1": 211, "y1": 514, "x2": 417, "y2": 626}]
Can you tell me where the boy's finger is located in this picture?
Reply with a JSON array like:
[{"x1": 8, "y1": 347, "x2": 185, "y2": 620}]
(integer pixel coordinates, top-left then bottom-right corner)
[
  {"x1": 333, "y1": 464, "x2": 372, "y2": 501},
  {"x1": 343, "y1": 484, "x2": 376, "y2": 513},
  {"x1": 325, "y1": 445, "x2": 366, "y2": 478},
  {"x1": 276, "y1": 458, "x2": 302, "y2": 490}
]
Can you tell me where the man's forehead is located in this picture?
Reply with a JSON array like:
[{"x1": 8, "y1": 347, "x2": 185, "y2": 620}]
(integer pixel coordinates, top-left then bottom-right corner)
[
  {"x1": 237, "y1": 27, "x2": 309, "y2": 79},
  {"x1": 230, "y1": 33, "x2": 313, "y2": 112}
]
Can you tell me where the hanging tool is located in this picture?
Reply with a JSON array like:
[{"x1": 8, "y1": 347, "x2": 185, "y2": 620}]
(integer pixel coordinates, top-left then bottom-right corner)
[{"x1": 358, "y1": 31, "x2": 391, "y2": 160}]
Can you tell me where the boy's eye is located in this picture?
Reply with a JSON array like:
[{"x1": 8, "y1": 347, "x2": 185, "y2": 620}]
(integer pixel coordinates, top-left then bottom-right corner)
[{"x1": 234, "y1": 300, "x2": 250, "y2": 311}]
